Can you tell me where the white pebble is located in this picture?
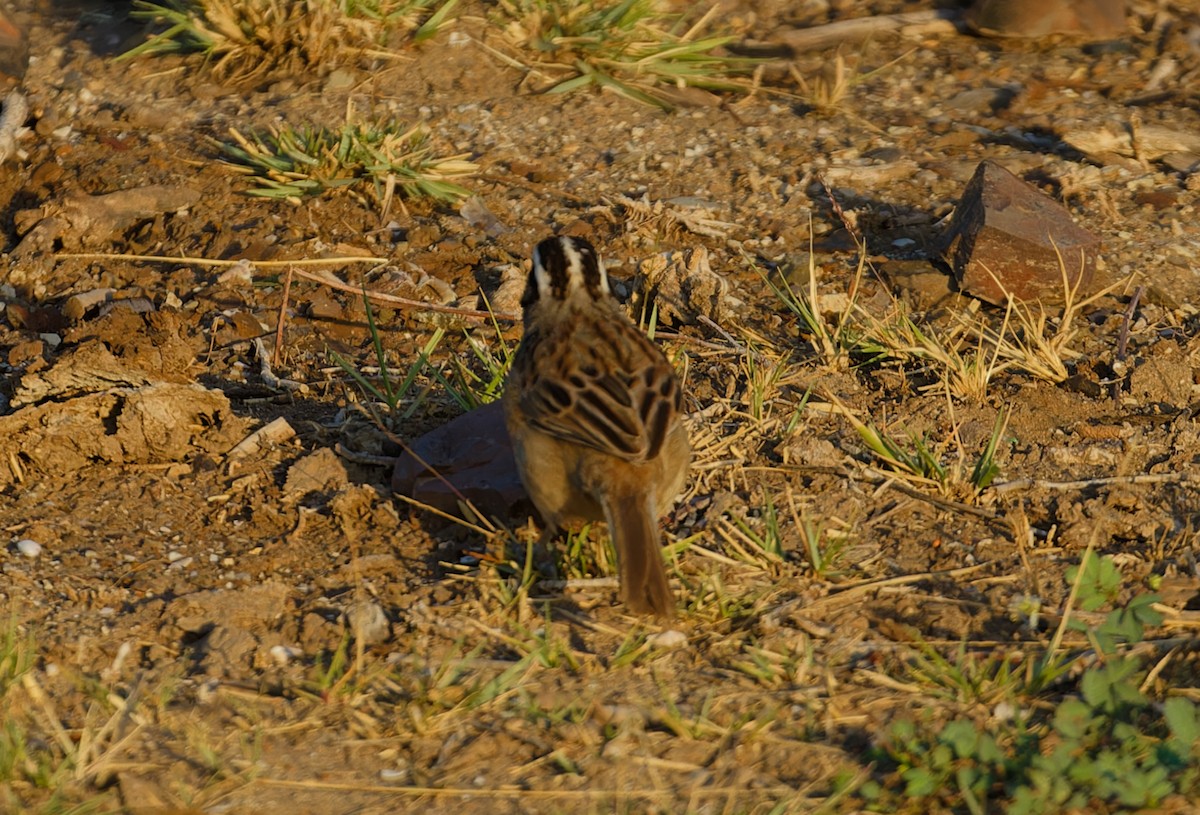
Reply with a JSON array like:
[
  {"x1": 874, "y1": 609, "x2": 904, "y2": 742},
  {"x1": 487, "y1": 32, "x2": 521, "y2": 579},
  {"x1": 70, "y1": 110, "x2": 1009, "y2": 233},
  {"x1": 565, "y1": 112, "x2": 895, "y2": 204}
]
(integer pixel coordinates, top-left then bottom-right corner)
[
  {"x1": 15, "y1": 538, "x2": 41, "y2": 558},
  {"x1": 269, "y1": 645, "x2": 302, "y2": 666},
  {"x1": 646, "y1": 629, "x2": 688, "y2": 649}
]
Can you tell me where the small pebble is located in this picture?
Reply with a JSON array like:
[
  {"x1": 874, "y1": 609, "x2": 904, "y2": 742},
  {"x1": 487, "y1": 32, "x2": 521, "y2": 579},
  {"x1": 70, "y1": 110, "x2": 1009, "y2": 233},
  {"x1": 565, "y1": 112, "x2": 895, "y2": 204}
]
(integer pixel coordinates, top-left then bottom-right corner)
[
  {"x1": 269, "y1": 645, "x2": 302, "y2": 666},
  {"x1": 15, "y1": 538, "x2": 41, "y2": 558},
  {"x1": 646, "y1": 629, "x2": 688, "y2": 649}
]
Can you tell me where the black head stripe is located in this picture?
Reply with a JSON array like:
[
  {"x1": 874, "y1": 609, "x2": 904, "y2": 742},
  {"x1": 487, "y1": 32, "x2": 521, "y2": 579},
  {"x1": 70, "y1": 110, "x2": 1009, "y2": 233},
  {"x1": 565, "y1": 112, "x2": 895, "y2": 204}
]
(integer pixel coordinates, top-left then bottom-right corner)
[{"x1": 529, "y1": 236, "x2": 609, "y2": 305}]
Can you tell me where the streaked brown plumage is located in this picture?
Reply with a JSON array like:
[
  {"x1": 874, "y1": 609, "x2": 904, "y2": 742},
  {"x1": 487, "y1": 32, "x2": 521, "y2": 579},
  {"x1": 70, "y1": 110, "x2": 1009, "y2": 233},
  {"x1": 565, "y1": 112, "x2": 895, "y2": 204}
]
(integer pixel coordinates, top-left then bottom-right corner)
[{"x1": 504, "y1": 236, "x2": 690, "y2": 616}]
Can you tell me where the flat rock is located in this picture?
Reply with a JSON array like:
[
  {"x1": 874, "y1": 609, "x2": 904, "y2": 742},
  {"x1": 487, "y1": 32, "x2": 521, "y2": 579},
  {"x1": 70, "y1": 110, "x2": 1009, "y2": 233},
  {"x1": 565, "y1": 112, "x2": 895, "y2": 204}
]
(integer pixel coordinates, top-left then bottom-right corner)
[
  {"x1": 941, "y1": 161, "x2": 1102, "y2": 305},
  {"x1": 391, "y1": 400, "x2": 527, "y2": 520}
]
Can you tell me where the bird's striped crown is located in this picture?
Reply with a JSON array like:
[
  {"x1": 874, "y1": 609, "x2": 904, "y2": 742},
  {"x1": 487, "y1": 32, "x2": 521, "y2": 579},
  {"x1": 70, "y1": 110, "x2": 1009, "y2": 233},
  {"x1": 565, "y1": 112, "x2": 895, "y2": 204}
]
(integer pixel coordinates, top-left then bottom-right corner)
[{"x1": 523, "y1": 235, "x2": 610, "y2": 310}]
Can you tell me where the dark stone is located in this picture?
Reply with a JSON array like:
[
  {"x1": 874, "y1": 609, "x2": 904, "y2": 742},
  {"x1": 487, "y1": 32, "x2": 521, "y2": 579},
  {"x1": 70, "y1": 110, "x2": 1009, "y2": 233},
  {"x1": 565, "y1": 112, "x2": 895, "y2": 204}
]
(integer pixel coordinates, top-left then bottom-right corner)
[{"x1": 391, "y1": 401, "x2": 529, "y2": 520}]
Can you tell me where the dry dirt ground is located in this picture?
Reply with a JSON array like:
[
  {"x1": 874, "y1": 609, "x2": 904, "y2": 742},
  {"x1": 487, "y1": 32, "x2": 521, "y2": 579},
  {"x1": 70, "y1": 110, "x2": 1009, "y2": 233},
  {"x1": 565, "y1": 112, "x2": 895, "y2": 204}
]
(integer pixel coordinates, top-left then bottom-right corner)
[{"x1": 2, "y1": 1, "x2": 1200, "y2": 813}]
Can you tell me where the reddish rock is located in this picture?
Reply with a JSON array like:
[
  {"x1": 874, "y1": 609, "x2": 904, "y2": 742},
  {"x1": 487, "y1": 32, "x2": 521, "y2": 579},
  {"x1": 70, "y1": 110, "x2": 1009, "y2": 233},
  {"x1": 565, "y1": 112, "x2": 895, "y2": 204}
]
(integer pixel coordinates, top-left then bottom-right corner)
[
  {"x1": 965, "y1": 0, "x2": 1126, "y2": 40},
  {"x1": 942, "y1": 161, "x2": 1101, "y2": 306},
  {"x1": 391, "y1": 401, "x2": 528, "y2": 520},
  {"x1": 0, "y1": 11, "x2": 25, "y2": 83}
]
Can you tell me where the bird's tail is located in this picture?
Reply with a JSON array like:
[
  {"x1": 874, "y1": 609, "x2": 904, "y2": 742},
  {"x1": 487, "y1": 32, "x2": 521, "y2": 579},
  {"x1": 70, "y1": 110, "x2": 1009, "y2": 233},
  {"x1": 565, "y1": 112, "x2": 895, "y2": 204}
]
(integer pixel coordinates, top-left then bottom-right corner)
[{"x1": 604, "y1": 492, "x2": 674, "y2": 617}]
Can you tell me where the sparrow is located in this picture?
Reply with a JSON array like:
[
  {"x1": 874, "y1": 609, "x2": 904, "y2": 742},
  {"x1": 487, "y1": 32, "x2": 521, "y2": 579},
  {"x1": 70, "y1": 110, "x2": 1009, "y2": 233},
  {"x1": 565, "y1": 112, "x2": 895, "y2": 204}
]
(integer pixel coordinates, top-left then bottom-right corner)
[{"x1": 503, "y1": 235, "x2": 691, "y2": 616}]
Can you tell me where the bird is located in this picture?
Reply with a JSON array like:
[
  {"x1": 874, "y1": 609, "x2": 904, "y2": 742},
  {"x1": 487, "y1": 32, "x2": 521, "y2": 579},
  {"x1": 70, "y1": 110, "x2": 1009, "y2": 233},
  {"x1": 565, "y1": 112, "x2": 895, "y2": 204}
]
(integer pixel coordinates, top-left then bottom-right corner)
[{"x1": 503, "y1": 235, "x2": 691, "y2": 617}]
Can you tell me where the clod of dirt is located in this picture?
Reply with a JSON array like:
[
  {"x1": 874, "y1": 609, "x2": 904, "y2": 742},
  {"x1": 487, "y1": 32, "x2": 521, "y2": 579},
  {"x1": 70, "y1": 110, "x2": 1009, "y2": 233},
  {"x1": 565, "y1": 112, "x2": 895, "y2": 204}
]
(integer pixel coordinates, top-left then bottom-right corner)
[
  {"x1": 6, "y1": 337, "x2": 45, "y2": 368},
  {"x1": 0, "y1": 383, "x2": 247, "y2": 487},
  {"x1": 1127, "y1": 347, "x2": 1193, "y2": 408},
  {"x1": 330, "y1": 484, "x2": 394, "y2": 540},
  {"x1": 170, "y1": 581, "x2": 294, "y2": 677},
  {"x1": 775, "y1": 434, "x2": 844, "y2": 469},
  {"x1": 211, "y1": 309, "x2": 269, "y2": 345},
  {"x1": 475, "y1": 262, "x2": 524, "y2": 316},
  {"x1": 392, "y1": 400, "x2": 527, "y2": 519},
  {"x1": 170, "y1": 582, "x2": 294, "y2": 634},
  {"x1": 942, "y1": 160, "x2": 1103, "y2": 305},
  {"x1": 1062, "y1": 120, "x2": 1200, "y2": 170},
  {"x1": 14, "y1": 308, "x2": 199, "y2": 407},
  {"x1": 631, "y1": 245, "x2": 730, "y2": 325},
  {"x1": 283, "y1": 447, "x2": 350, "y2": 502},
  {"x1": 10, "y1": 309, "x2": 202, "y2": 408},
  {"x1": 12, "y1": 342, "x2": 156, "y2": 406},
  {"x1": 11, "y1": 184, "x2": 201, "y2": 283}
]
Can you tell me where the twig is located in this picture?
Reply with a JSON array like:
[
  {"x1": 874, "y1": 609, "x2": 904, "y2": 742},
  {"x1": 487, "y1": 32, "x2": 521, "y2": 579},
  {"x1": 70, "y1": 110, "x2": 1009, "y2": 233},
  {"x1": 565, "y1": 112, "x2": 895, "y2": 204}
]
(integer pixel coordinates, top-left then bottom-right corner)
[
  {"x1": 292, "y1": 268, "x2": 517, "y2": 323},
  {"x1": 392, "y1": 491, "x2": 493, "y2": 537},
  {"x1": 768, "y1": 10, "x2": 957, "y2": 53},
  {"x1": 864, "y1": 467, "x2": 1004, "y2": 521},
  {"x1": 57, "y1": 251, "x2": 387, "y2": 267},
  {"x1": 1110, "y1": 284, "x2": 1143, "y2": 400},
  {"x1": 653, "y1": 328, "x2": 763, "y2": 356},
  {"x1": 253, "y1": 337, "x2": 306, "y2": 392},
  {"x1": 254, "y1": 777, "x2": 799, "y2": 798},
  {"x1": 273, "y1": 265, "x2": 294, "y2": 368},
  {"x1": 992, "y1": 472, "x2": 1193, "y2": 495},
  {"x1": 1140, "y1": 645, "x2": 1180, "y2": 693},
  {"x1": 480, "y1": 172, "x2": 587, "y2": 204},
  {"x1": 537, "y1": 577, "x2": 620, "y2": 591},
  {"x1": 333, "y1": 442, "x2": 394, "y2": 467},
  {"x1": 829, "y1": 563, "x2": 994, "y2": 596},
  {"x1": 226, "y1": 416, "x2": 296, "y2": 460},
  {"x1": 57, "y1": 250, "x2": 518, "y2": 322},
  {"x1": 696, "y1": 314, "x2": 748, "y2": 353},
  {"x1": 773, "y1": 562, "x2": 998, "y2": 619}
]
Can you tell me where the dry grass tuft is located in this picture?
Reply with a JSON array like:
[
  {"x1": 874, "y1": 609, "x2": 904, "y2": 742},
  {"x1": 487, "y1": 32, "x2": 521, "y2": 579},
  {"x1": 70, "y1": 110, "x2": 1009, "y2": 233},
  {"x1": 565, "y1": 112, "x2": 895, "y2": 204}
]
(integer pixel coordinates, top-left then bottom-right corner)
[
  {"x1": 218, "y1": 118, "x2": 477, "y2": 212},
  {"x1": 123, "y1": 0, "x2": 458, "y2": 81},
  {"x1": 485, "y1": 0, "x2": 759, "y2": 109}
]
